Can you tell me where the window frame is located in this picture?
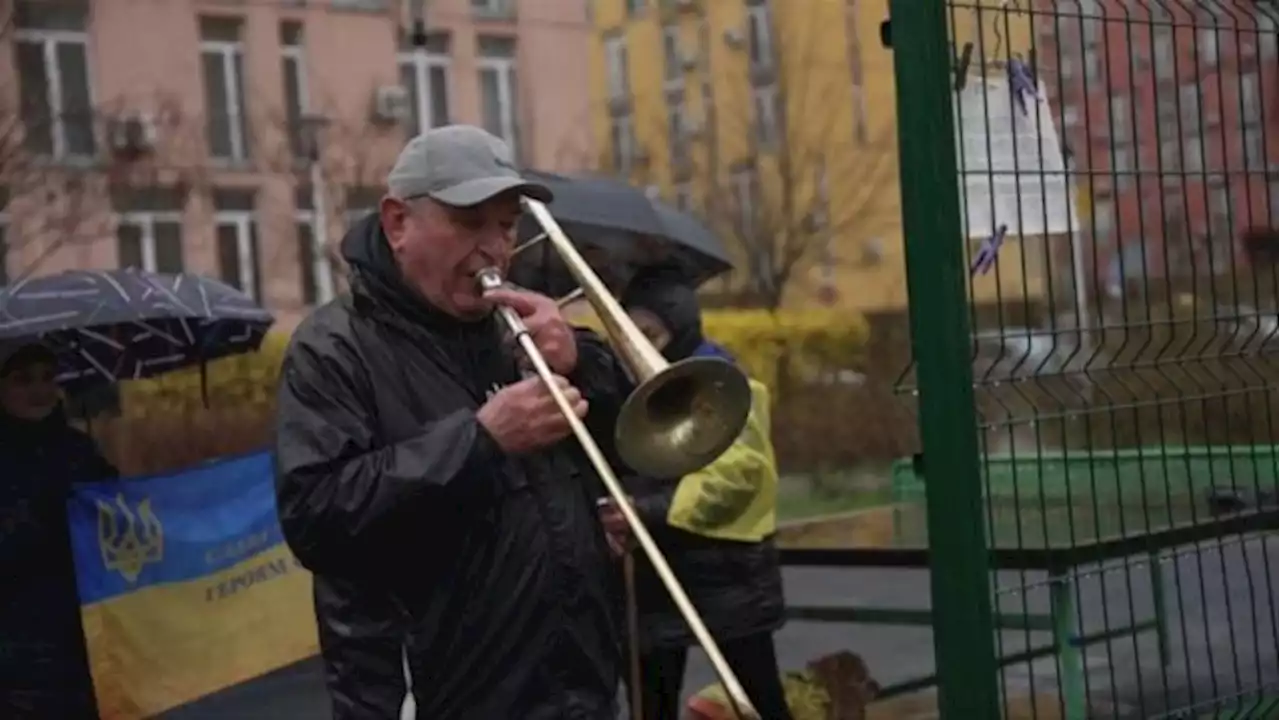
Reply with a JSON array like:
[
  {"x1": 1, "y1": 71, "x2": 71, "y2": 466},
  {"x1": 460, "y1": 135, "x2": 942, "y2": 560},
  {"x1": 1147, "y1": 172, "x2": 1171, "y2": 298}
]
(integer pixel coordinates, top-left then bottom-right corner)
[
  {"x1": 605, "y1": 35, "x2": 630, "y2": 102},
  {"x1": 478, "y1": 50, "x2": 519, "y2": 157},
  {"x1": 609, "y1": 113, "x2": 635, "y2": 174},
  {"x1": 398, "y1": 44, "x2": 452, "y2": 136},
  {"x1": 213, "y1": 209, "x2": 261, "y2": 300},
  {"x1": 745, "y1": 1, "x2": 774, "y2": 71},
  {"x1": 14, "y1": 25, "x2": 97, "y2": 160},
  {"x1": 281, "y1": 23, "x2": 310, "y2": 158},
  {"x1": 116, "y1": 211, "x2": 185, "y2": 273},
  {"x1": 201, "y1": 32, "x2": 250, "y2": 162}
]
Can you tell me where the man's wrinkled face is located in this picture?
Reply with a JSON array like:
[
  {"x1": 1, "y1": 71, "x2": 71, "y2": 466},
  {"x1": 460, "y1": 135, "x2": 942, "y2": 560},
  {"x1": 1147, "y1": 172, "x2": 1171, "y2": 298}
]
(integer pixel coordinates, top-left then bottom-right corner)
[
  {"x1": 380, "y1": 192, "x2": 522, "y2": 319},
  {"x1": 0, "y1": 360, "x2": 60, "y2": 421}
]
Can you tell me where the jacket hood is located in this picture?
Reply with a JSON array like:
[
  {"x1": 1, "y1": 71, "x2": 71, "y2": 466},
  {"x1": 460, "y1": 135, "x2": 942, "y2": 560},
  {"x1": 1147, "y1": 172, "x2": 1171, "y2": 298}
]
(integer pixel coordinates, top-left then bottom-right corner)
[
  {"x1": 339, "y1": 211, "x2": 495, "y2": 336},
  {"x1": 622, "y1": 267, "x2": 704, "y2": 362}
]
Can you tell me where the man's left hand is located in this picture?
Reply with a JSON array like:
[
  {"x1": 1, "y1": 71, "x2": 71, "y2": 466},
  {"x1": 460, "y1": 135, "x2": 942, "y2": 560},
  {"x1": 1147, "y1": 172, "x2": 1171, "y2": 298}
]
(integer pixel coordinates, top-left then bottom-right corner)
[{"x1": 484, "y1": 287, "x2": 578, "y2": 375}]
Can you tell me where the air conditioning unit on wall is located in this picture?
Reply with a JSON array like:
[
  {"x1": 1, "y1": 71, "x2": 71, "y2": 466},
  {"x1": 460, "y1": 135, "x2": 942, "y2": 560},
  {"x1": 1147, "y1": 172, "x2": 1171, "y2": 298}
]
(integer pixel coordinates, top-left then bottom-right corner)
[
  {"x1": 108, "y1": 114, "x2": 158, "y2": 157},
  {"x1": 371, "y1": 85, "x2": 411, "y2": 125}
]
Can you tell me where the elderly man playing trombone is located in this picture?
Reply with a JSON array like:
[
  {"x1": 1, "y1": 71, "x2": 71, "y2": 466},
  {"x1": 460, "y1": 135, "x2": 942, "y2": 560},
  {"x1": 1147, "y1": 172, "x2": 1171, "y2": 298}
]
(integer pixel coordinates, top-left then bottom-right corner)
[{"x1": 273, "y1": 125, "x2": 633, "y2": 720}]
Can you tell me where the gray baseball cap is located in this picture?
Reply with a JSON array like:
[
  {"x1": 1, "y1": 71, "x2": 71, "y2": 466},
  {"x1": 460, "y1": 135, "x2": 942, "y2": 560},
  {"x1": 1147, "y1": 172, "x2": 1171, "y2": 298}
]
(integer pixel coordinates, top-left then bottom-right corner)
[{"x1": 386, "y1": 125, "x2": 553, "y2": 207}]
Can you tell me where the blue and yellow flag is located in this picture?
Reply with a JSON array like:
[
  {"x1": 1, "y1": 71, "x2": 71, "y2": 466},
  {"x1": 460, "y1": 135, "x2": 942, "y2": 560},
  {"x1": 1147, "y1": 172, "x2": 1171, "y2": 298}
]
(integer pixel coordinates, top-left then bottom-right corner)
[{"x1": 67, "y1": 451, "x2": 318, "y2": 719}]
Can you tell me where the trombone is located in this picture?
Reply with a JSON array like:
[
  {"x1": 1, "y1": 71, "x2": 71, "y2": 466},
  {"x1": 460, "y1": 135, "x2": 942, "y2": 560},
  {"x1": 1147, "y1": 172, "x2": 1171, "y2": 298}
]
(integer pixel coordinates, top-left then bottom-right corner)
[{"x1": 475, "y1": 197, "x2": 760, "y2": 720}]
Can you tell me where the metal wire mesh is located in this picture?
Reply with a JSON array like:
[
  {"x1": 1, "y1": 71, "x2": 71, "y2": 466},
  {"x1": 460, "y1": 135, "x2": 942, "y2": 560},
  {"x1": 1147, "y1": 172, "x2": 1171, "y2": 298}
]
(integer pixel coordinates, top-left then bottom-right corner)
[{"x1": 896, "y1": 0, "x2": 1277, "y2": 716}]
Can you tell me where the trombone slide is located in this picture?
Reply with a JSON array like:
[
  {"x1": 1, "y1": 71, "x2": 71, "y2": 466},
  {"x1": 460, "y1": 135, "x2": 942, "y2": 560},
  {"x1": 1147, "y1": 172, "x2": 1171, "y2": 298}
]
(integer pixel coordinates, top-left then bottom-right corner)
[{"x1": 477, "y1": 267, "x2": 761, "y2": 720}]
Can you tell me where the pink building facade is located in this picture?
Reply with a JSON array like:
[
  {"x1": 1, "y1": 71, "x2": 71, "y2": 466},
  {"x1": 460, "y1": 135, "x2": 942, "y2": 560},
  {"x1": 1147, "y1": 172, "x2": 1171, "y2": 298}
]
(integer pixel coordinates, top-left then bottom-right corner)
[
  {"x1": 0, "y1": 0, "x2": 595, "y2": 329},
  {"x1": 1038, "y1": 0, "x2": 1277, "y2": 296}
]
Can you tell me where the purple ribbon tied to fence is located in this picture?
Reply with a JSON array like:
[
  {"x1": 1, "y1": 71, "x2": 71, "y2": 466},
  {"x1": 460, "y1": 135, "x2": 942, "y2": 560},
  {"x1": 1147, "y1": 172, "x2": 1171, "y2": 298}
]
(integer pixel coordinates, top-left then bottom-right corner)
[
  {"x1": 1008, "y1": 58, "x2": 1037, "y2": 117},
  {"x1": 971, "y1": 224, "x2": 1009, "y2": 277}
]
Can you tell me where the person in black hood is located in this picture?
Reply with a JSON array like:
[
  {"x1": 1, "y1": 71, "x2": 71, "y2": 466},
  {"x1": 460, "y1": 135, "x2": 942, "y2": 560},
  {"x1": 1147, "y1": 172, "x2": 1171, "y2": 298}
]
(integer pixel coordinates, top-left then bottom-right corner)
[
  {"x1": 1, "y1": 342, "x2": 116, "y2": 719},
  {"x1": 606, "y1": 267, "x2": 792, "y2": 720},
  {"x1": 274, "y1": 125, "x2": 633, "y2": 720}
]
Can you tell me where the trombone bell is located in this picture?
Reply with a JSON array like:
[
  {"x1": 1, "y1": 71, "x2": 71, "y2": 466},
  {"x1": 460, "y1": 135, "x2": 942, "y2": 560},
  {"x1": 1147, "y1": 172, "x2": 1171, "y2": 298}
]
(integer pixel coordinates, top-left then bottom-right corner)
[
  {"x1": 615, "y1": 355, "x2": 753, "y2": 480},
  {"x1": 517, "y1": 197, "x2": 753, "y2": 480}
]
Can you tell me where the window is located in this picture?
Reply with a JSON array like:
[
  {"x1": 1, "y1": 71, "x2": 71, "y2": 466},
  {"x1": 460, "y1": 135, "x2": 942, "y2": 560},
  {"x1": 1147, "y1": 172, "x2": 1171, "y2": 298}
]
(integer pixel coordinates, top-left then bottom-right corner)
[
  {"x1": 666, "y1": 102, "x2": 685, "y2": 168},
  {"x1": 1240, "y1": 73, "x2": 1261, "y2": 124},
  {"x1": 673, "y1": 182, "x2": 693, "y2": 212},
  {"x1": 280, "y1": 21, "x2": 309, "y2": 158},
  {"x1": 114, "y1": 187, "x2": 186, "y2": 274},
  {"x1": 1112, "y1": 146, "x2": 1133, "y2": 190},
  {"x1": 1057, "y1": 55, "x2": 1075, "y2": 81},
  {"x1": 1109, "y1": 98, "x2": 1129, "y2": 140},
  {"x1": 213, "y1": 189, "x2": 261, "y2": 300},
  {"x1": 1183, "y1": 136, "x2": 1203, "y2": 172},
  {"x1": 471, "y1": 0, "x2": 513, "y2": 17},
  {"x1": 1077, "y1": 0, "x2": 1101, "y2": 46},
  {"x1": 605, "y1": 35, "x2": 630, "y2": 102},
  {"x1": 1092, "y1": 198, "x2": 1114, "y2": 241},
  {"x1": 1159, "y1": 138, "x2": 1181, "y2": 185},
  {"x1": 200, "y1": 17, "x2": 250, "y2": 162},
  {"x1": 1240, "y1": 72, "x2": 1266, "y2": 170},
  {"x1": 399, "y1": 32, "x2": 451, "y2": 136},
  {"x1": 1259, "y1": 6, "x2": 1277, "y2": 59},
  {"x1": 609, "y1": 114, "x2": 635, "y2": 173},
  {"x1": 1208, "y1": 183, "x2": 1231, "y2": 235},
  {"x1": 1152, "y1": 22, "x2": 1174, "y2": 80},
  {"x1": 745, "y1": 0, "x2": 774, "y2": 71},
  {"x1": 1243, "y1": 127, "x2": 1266, "y2": 170},
  {"x1": 14, "y1": 0, "x2": 95, "y2": 159},
  {"x1": 1192, "y1": 8, "x2": 1213, "y2": 65},
  {"x1": 752, "y1": 83, "x2": 779, "y2": 147},
  {"x1": 478, "y1": 36, "x2": 520, "y2": 159},
  {"x1": 662, "y1": 25, "x2": 682, "y2": 87},
  {"x1": 731, "y1": 168, "x2": 757, "y2": 236},
  {"x1": 1178, "y1": 83, "x2": 1202, "y2": 129},
  {"x1": 295, "y1": 185, "x2": 332, "y2": 305},
  {"x1": 625, "y1": 0, "x2": 645, "y2": 16},
  {"x1": 1082, "y1": 47, "x2": 1102, "y2": 87}
]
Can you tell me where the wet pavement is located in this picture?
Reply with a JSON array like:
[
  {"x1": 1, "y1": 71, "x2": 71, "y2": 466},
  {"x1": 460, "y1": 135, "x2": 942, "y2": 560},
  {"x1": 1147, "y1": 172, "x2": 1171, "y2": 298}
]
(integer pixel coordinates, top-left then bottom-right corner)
[{"x1": 160, "y1": 532, "x2": 1275, "y2": 719}]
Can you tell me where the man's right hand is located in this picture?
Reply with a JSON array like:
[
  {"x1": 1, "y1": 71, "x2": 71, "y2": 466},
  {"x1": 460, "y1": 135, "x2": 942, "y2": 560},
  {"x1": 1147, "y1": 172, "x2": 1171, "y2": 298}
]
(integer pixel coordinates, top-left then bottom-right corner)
[{"x1": 476, "y1": 375, "x2": 588, "y2": 454}]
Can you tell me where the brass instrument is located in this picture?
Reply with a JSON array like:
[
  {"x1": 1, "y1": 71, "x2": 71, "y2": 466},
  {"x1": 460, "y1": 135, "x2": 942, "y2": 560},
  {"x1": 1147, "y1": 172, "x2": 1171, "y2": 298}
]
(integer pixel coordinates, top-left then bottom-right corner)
[{"x1": 475, "y1": 197, "x2": 759, "y2": 719}]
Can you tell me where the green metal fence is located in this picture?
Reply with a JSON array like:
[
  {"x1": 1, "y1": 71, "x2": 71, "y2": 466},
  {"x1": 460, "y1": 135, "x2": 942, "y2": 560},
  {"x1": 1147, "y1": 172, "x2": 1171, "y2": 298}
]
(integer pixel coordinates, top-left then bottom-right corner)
[{"x1": 889, "y1": 0, "x2": 1277, "y2": 717}]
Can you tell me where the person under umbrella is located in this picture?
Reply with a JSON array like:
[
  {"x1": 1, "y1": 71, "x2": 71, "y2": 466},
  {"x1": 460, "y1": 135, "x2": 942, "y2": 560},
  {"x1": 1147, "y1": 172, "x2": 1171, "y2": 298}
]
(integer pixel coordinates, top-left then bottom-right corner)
[
  {"x1": 600, "y1": 267, "x2": 793, "y2": 720},
  {"x1": 0, "y1": 342, "x2": 117, "y2": 720}
]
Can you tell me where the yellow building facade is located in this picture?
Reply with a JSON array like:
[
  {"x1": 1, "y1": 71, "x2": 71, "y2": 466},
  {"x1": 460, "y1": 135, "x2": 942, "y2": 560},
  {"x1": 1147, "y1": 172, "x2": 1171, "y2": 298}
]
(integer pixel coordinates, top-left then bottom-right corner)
[{"x1": 587, "y1": 0, "x2": 1047, "y2": 311}]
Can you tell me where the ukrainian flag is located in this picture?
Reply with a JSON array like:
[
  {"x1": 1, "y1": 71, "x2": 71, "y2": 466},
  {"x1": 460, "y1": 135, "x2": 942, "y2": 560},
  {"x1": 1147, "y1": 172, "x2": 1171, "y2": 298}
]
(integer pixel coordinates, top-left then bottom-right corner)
[{"x1": 67, "y1": 451, "x2": 319, "y2": 719}]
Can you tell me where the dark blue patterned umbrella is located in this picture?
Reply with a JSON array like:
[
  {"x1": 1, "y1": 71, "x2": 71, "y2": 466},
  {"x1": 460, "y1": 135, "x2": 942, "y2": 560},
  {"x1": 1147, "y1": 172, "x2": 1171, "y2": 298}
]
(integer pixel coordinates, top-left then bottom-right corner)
[{"x1": 0, "y1": 269, "x2": 274, "y2": 388}]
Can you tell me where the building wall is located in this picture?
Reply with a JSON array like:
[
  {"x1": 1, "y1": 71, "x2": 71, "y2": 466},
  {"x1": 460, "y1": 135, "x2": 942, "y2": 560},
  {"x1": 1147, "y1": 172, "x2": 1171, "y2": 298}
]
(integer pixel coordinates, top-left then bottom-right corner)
[
  {"x1": 1037, "y1": 0, "x2": 1277, "y2": 295},
  {"x1": 588, "y1": 0, "x2": 1046, "y2": 312},
  {"x1": 0, "y1": 0, "x2": 595, "y2": 330}
]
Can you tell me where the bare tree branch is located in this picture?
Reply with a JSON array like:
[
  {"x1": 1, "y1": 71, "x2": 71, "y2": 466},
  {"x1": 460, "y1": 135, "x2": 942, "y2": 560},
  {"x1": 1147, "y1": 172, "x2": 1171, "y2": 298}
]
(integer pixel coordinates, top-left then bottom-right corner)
[{"x1": 591, "y1": 5, "x2": 898, "y2": 309}]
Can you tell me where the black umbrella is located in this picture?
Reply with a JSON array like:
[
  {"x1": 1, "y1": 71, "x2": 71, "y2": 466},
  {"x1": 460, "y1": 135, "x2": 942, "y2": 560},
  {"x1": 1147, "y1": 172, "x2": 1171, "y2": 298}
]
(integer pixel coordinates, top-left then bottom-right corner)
[
  {"x1": 0, "y1": 269, "x2": 274, "y2": 388},
  {"x1": 521, "y1": 170, "x2": 666, "y2": 236},
  {"x1": 516, "y1": 171, "x2": 733, "y2": 289},
  {"x1": 648, "y1": 197, "x2": 732, "y2": 273}
]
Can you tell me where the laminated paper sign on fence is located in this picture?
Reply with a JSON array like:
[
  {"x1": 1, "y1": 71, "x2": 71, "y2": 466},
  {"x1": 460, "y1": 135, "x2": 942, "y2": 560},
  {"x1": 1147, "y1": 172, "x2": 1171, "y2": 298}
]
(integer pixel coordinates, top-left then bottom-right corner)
[{"x1": 952, "y1": 73, "x2": 1079, "y2": 241}]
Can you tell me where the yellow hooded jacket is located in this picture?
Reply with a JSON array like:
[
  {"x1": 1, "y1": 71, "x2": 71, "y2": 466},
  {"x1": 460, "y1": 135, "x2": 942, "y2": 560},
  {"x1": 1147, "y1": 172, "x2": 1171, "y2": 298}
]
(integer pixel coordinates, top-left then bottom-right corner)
[{"x1": 664, "y1": 378, "x2": 778, "y2": 542}]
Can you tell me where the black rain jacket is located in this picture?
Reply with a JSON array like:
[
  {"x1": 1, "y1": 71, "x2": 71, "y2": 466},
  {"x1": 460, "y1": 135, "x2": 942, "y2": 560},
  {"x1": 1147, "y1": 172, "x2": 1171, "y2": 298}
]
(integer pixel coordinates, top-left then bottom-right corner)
[
  {"x1": 274, "y1": 215, "x2": 630, "y2": 720},
  {"x1": 1, "y1": 404, "x2": 115, "y2": 719}
]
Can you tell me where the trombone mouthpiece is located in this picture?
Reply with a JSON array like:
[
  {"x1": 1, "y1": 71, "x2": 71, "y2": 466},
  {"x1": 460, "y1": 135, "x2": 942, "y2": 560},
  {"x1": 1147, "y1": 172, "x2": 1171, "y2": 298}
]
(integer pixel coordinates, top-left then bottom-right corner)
[{"x1": 475, "y1": 267, "x2": 504, "y2": 292}]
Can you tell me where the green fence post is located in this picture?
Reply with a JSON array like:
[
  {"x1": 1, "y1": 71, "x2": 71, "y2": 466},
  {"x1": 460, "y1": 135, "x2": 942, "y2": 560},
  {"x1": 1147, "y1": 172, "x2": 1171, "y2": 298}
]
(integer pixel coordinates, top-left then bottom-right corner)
[{"x1": 887, "y1": 0, "x2": 1001, "y2": 717}]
